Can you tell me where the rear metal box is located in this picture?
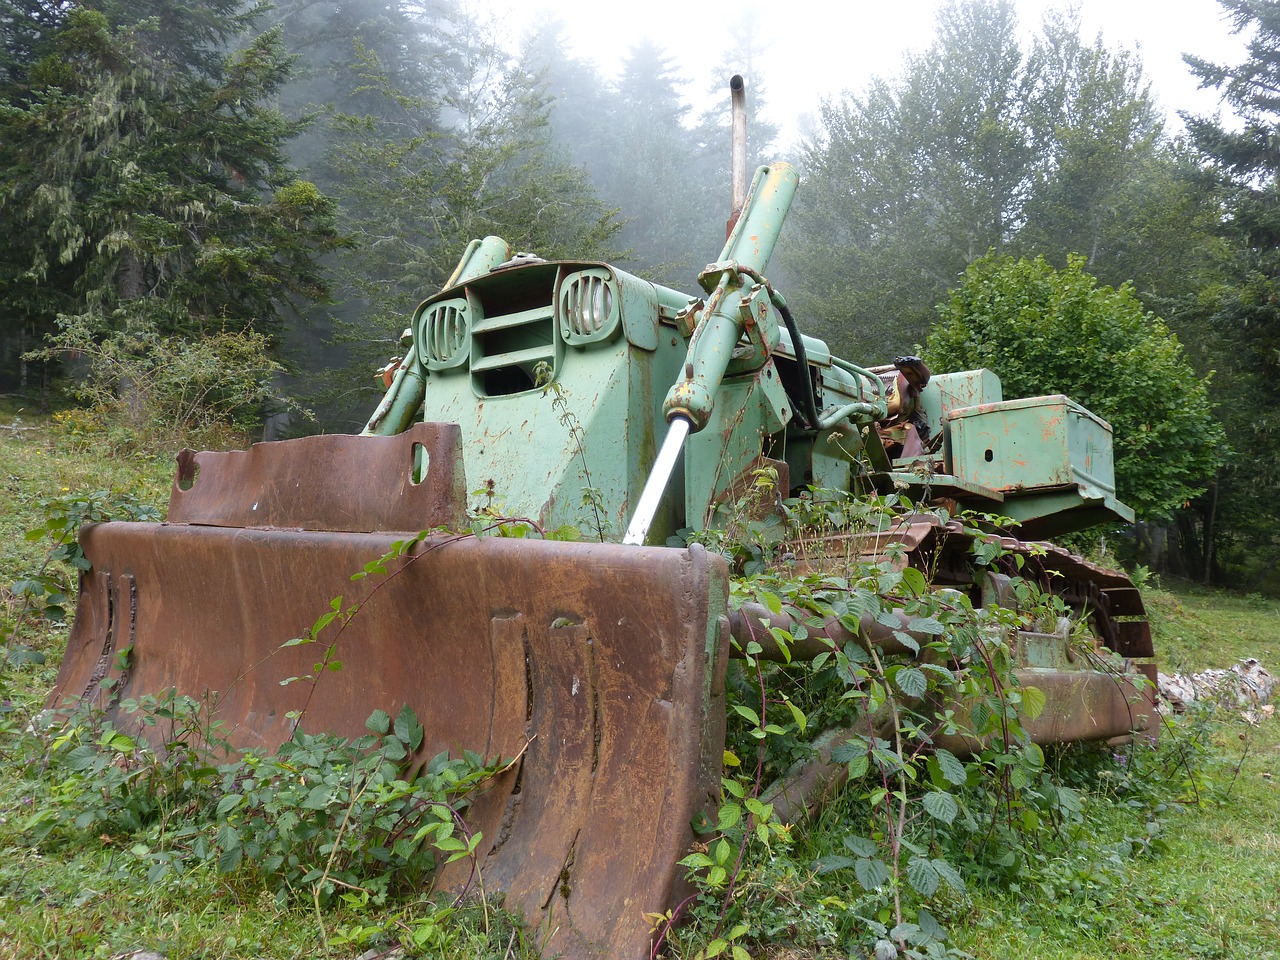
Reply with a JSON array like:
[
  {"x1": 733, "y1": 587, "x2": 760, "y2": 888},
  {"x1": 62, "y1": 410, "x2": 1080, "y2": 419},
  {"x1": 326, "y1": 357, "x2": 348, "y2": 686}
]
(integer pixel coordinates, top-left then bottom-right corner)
[
  {"x1": 920, "y1": 368, "x2": 1003, "y2": 426},
  {"x1": 948, "y1": 394, "x2": 1119, "y2": 499}
]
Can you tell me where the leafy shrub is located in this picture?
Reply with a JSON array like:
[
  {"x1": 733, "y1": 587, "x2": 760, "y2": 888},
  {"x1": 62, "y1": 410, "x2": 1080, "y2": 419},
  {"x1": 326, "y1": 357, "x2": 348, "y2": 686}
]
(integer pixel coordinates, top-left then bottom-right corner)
[
  {"x1": 667, "y1": 488, "x2": 1161, "y2": 960},
  {"x1": 36, "y1": 316, "x2": 303, "y2": 452},
  {"x1": 24, "y1": 696, "x2": 500, "y2": 905}
]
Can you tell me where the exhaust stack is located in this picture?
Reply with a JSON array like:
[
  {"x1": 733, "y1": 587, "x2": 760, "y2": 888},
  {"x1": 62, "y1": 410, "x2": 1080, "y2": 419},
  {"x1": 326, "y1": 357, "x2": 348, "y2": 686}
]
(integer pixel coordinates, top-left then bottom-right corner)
[{"x1": 729, "y1": 74, "x2": 747, "y2": 234}]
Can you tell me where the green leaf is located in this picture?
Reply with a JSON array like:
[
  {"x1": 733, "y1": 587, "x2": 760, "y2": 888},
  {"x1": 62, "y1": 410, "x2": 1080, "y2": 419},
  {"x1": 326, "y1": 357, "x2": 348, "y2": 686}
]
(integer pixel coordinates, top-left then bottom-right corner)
[
  {"x1": 815, "y1": 854, "x2": 857, "y2": 874},
  {"x1": 1024, "y1": 741, "x2": 1045, "y2": 768},
  {"x1": 906, "y1": 856, "x2": 939, "y2": 896},
  {"x1": 717, "y1": 803, "x2": 743, "y2": 831},
  {"x1": 394, "y1": 705, "x2": 424, "y2": 751},
  {"x1": 731, "y1": 704, "x2": 761, "y2": 727},
  {"x1": 302, "y1": 786, "x2": 332, "y2": 810},
  {"x1": 310, "y1": 611, "x2": 338, "y2": 634},
  {"x1": 855, "y1": 858, "x2": 890, "y2": 891},
  {"x1": 846, "y1": 752, "x2": 870, "y2": 780},
  {"x1": 366, "y1": 710, "x2": 392, "y2": 735},
  {"x1": 900, "y1": 567, "x2": 928, "y2": 596},
  {"x1": 713, "y1": 838, "x2": 731, "y2": 865},
  {"x1": 932, "y1": 858, "x2": 966, "y2": 893},
  {"x1": 217, "y1": 844, "x2": 243, "y2": 874},
  {"x1": 104, "y1": 731, "x2": 136, "y2": 753},
  {"x1": 895, "y1": 666, "x2": 927, "y2": 698},
  {"x1": 1020, "y1": 683, "x2": 1047, "y2": 721},
  {"x1": 934, "y1": 748, "x2": 968, "y2": 787},
  {"x1": 922, "y1": 790, "x2": 958, "y2": 825},
  {"x1": 842, "y1": 835, "x2": 877, "y2": 858},
  {"x1": 907, "y1": 615, "x2": 945, "y2": 635},
  {"x1": 892, "y1": 630, "x2": 920, "y2": 654}
]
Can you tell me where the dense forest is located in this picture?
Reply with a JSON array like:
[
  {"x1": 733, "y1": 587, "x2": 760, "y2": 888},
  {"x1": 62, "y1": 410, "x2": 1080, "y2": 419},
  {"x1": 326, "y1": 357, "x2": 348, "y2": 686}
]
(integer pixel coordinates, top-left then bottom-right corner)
[{"x1": 2, "y1": 0, "x2": 1279, "y2": 589}]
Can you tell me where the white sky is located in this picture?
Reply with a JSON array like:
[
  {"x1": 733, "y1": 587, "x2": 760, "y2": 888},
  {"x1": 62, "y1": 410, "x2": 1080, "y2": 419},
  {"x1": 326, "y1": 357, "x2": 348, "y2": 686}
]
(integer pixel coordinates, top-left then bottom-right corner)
[{"x1": 490, "y1": 0, "x2": 1249, "y2": 148}]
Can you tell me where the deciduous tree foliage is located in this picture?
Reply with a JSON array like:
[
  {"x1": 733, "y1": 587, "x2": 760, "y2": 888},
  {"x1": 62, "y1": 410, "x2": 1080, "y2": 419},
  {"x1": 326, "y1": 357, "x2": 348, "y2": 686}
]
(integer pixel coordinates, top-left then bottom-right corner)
[
  {"x1": 589, "y1": 38, "x2": 704, "y2": 288},
  {"x1": 790, "y1": 0, "x2": 1044, "y2": 360},
  {"x1": 788, "y1": 1, "x2": 1197, "y2": 369},
  {"x1": 927, "y1": 255, "x2": 1225, "y2": 522},
  {"x1": 1017, "y1": 12, "x2": 1162, "y2": 276}
]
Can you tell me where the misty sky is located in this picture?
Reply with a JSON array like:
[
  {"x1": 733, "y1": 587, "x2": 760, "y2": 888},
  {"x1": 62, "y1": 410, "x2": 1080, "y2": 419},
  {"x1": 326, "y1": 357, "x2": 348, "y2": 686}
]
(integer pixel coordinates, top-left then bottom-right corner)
[{"x1": 492, "y1": 0, "x2": 1248, "y2": 149}]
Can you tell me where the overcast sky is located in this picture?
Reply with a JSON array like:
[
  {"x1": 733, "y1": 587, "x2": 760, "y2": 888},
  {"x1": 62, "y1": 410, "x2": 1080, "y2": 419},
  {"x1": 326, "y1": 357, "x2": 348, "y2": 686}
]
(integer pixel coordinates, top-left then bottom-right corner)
[{"x1": 491, "y1": 0, "x2": 1248, "y2": 148}]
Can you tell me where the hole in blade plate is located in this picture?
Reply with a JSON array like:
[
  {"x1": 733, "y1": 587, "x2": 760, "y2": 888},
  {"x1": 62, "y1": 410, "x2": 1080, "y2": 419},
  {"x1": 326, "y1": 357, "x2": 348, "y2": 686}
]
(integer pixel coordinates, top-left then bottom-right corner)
[
  {"x1": 176, "y1": 450, "x2": 200, "y2": 491},
  {"x1": 410, "y1": 442, "x2": 430, "y2": 485}
]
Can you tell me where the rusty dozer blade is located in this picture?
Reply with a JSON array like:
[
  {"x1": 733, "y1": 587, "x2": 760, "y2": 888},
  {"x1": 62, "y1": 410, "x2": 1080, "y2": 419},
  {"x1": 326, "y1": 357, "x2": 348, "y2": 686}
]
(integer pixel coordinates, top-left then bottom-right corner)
[{"x1": 49, "y1": 425, "x2": 730, "y2": 960}]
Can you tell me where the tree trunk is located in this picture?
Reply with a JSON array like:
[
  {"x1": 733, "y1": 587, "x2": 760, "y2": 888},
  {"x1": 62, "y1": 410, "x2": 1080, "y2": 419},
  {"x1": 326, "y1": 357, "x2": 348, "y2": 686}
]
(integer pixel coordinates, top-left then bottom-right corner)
[
  {"x1": 1202, "y1": 480, "x2": 1219, "y2": 586},
  {"x1": 18, "y1": 324, "x2": 28, "y2": 393},
  {"x1": 117, "y1": 251, "x2": 147, "y2": 427}
]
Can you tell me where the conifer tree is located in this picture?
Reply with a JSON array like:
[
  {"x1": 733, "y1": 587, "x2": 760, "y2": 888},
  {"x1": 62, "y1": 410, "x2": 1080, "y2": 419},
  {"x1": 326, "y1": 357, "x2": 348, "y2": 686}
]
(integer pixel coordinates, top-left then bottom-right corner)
[
  {"x1": 0, "y1": 1, "x2": 343, "y2": 399},
  {"x1": 1179, "y1": 0, "x2": 1280, "y2": 582}
]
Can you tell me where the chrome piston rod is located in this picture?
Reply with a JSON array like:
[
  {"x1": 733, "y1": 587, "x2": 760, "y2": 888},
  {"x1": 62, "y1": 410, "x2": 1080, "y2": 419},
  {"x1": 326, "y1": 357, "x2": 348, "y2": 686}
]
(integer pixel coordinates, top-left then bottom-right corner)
[{"x1": 622, "y1": 416, "x2": 691, "y2": 545}]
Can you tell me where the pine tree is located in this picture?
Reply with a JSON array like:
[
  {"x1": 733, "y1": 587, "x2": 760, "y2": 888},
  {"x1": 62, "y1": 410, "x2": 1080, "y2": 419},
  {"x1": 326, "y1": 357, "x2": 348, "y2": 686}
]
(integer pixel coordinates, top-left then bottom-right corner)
[
  {"x1": 313, "y1": 21, "x2": 622, "y2": 424},
  {"x1": 0, "y1": 0, "x2": 75, "y2": 393},
  {"x1": 0, "y1": 4, "x2": 343, "y2": 355},
  {"x1": 1179, "y1": 0, "x2": 1280, "y2": 583},
  {"x1": 592, "y1": 39, "x2": 704, "y2": 288}
]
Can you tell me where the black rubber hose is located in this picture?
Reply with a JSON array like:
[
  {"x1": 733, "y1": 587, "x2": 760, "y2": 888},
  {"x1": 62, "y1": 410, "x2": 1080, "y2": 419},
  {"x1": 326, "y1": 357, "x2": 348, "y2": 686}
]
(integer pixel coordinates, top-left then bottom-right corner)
[{"x1": 776, "y1": 298, "x2": 822, "y2": 431}]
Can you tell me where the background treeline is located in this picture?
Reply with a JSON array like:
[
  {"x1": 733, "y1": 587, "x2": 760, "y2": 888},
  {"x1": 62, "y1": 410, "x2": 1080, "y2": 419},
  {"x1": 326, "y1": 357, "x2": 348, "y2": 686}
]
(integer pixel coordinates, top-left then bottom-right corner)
[{"x1": 2, "y1": 0, "x2": 1278, "y2": 590}]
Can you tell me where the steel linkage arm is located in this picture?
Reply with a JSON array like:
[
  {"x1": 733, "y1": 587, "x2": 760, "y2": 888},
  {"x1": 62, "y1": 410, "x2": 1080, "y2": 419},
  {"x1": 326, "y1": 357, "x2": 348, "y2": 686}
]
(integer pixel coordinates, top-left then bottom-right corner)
[{"x1": 624, "y1": 163, "x2": 799, "y2": 545}]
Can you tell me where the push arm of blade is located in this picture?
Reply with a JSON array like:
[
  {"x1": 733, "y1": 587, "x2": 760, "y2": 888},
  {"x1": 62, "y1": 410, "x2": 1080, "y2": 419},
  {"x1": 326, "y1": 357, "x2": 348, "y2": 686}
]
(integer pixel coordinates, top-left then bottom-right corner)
[
  {"x1": 622, "y1": 417, "x2": 692, "y2": 545},
  {"x1": 631, "y1": 164, "x2": 799, "y2": 544},
  {"x1": 362, "y1": 343, "x2": 425, "y2": 436},
  {"x1": 662, "y1": 162, "x2": 800, "y2": 432}
]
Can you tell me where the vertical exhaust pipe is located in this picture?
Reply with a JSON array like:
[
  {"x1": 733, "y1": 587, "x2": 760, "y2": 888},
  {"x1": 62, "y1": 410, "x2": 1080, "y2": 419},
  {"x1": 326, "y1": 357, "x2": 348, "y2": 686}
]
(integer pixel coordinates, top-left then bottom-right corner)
[{"x1": 728, "y1": 74, "x2": 747, "y2": 237}]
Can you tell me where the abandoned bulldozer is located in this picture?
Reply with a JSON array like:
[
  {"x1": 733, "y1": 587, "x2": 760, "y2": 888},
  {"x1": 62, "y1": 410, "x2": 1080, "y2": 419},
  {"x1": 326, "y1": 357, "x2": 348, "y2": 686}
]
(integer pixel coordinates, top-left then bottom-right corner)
[{"x1": 50, "y1": 85, "x2": 1156, "y2": 960}]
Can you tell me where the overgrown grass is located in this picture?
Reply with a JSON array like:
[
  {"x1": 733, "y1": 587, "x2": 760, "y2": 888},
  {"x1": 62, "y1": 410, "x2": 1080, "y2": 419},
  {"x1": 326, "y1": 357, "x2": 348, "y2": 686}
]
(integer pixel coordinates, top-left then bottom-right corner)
[
  {"x1": 953, "y1": 714, "x2": 1280, "y2": 958},
  {"x1": 3, "y1": 409, "x2": 1279, "y2": 959},
  {"x1": 1145, "y1": 577, "x2": 1280, "y2": 673}
]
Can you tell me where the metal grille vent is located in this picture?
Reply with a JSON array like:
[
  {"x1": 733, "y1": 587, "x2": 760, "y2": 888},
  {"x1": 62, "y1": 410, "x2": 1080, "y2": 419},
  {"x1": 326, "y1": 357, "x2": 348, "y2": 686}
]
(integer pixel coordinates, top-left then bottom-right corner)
[
  {"x1": 559, "y1": 270, "x2": 617, "y2": 343},
  {"x1": 421, "y1": 299, "x2": 469, "y2": 370}
]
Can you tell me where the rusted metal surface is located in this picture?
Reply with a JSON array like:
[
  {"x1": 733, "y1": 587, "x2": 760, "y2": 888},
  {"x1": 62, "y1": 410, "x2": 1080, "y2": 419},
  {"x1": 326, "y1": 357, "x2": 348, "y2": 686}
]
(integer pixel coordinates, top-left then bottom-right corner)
[
  {"x1": 934, "y1": 664, "x2": 1156, "y2": 753},
  {"x1": 52, "y1": 528, "x2": 729, "y2": 960},
  {"x1": 793, "y1": 515, "x2": 1154, "y2": 658},
  {"x1": 49, "y1": 433, "x2": 730, "y2": 960},
  {"x1": 169, "y1": 422, "x2": 467, "y2": 533}
]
